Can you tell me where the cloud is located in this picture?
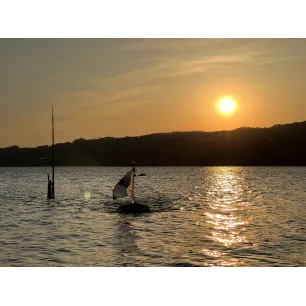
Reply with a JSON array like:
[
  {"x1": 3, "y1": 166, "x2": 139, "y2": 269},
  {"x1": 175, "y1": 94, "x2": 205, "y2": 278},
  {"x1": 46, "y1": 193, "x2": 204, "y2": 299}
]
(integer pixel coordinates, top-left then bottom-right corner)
[
  {"x1": 90, "y1": 48, "x2": 270, "y2": 86},
  {"x1": 103, "y1": 85, "x2": 156, "y2": 103},
  {"x1": 69, "y1": 91, "x2": 97, "y2": 97},
  {"x1": 62, "y1": 39, "x2": 304, "y2": 121},
  {"x1": 116, "y1": 38, "x2": 216, "y2": 51},
  {"x1": 58, "y1": 83, "x2": 157, "y2": 125}
]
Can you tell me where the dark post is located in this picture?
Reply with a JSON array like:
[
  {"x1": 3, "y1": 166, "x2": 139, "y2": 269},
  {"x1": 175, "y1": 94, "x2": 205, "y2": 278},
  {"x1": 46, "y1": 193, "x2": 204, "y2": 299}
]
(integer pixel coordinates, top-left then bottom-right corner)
[
  {"x1": 52, "y1": 107, "x2": 55, "y2": 199},
  {"x1": 47, "y1": 173, "x2": 52, "y2": 199},
  {"x1": 131, "y1": 161, "x2": 136, "y2": 202},
  {"x1": 132, "y1": 161, "x2": 135, "y2": 172}
]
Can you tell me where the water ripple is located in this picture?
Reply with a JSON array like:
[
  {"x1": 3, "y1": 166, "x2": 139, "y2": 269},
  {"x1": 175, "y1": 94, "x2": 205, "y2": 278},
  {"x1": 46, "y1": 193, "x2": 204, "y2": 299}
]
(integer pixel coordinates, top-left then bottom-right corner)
[{"x1": 0, "y1": 166, "x2": 306, "y2": 266}]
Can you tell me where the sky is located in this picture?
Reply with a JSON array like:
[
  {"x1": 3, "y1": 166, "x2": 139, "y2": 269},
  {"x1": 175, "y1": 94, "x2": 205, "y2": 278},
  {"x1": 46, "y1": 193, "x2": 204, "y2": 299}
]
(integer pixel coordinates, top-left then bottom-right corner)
[{"x1": 1, "y1": 38, "x2": 306, "y2": 147}]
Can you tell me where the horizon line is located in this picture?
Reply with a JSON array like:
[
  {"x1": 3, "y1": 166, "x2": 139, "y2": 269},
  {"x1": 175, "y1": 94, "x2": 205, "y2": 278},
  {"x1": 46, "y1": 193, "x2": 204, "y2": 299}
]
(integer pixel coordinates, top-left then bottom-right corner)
[{"x1": 2, "y1": 119, "x2": 306, "y2": 150}]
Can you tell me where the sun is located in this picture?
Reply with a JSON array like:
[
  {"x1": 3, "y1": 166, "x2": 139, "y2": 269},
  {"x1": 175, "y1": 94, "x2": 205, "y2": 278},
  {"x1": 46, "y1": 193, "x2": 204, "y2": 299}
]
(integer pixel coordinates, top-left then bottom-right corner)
[{"x1": 217, "y1": 97, "x2": 237, "y2": 115}]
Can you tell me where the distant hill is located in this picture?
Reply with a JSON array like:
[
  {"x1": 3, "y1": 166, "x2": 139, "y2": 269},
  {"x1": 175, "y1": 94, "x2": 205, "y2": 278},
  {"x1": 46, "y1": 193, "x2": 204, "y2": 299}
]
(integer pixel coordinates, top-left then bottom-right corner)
[{"x1": 1, "y1": 121, "x2": 306, "y2": 166}]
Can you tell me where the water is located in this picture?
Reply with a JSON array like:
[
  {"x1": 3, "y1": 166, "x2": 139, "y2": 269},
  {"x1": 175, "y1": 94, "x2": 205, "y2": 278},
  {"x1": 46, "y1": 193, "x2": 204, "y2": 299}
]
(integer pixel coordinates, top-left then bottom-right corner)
[{"x1": 0, "y1": 167, "x2": 305, "y2": 267}]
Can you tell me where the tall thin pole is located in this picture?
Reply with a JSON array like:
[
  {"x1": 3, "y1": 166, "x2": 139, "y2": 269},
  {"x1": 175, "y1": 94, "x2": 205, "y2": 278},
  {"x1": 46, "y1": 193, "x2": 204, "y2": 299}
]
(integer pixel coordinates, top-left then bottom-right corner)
[{"x1": 52, "y1": 107, "x2": 55, "y2": 198}]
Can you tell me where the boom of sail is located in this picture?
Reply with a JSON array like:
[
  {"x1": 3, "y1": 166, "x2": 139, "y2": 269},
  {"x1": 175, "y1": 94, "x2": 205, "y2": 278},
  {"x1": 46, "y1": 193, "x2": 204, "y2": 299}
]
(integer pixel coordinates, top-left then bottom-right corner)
[{"x1": 113, "y1": 169, "x2": 135, "y2": 200}]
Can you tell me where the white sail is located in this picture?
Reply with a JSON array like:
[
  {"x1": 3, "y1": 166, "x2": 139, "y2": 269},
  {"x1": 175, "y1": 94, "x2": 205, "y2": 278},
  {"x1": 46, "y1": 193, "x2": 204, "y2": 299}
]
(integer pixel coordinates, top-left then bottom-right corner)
[{"x1": 113, "y1": 170, "x2": 134, "y2": 200}]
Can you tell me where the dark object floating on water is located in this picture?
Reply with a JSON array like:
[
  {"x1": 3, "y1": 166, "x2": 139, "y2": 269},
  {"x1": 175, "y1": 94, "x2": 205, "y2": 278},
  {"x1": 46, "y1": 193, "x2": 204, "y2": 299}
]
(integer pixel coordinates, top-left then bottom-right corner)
[
  {"x1": 117, "y1": 203, "x2": 151, "y2": 214},
  {"x1": 138, "y1": 173, "x2": 146, "y2": 176},
  {"x1": 113, "y1": 162, "x2": 151, "y2": 214}
]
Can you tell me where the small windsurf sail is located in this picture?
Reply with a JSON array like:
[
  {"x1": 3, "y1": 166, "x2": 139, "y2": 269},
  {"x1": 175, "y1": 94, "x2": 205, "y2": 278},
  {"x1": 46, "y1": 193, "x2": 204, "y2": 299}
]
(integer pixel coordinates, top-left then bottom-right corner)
[{"x1": 113, "y1": 169, "x2": 135, "y2": 200}]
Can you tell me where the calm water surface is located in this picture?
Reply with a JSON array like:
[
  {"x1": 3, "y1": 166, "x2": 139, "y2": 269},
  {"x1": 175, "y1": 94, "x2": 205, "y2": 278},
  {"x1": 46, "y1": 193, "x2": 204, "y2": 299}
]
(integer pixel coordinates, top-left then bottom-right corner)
[{"x1": 0, "y1": 167, "x2": 305, "y2": 266}]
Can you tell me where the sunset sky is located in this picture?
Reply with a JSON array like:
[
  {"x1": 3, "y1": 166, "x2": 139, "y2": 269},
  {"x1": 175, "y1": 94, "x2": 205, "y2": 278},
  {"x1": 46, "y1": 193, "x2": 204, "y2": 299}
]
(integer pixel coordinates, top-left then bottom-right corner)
[{"x1": 1, "y1": 38, "x2": 306, "y2": 147}]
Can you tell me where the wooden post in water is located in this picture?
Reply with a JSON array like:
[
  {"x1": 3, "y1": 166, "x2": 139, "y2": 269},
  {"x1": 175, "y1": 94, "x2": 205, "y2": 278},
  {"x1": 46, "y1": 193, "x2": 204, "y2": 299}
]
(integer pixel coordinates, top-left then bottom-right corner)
[
  {"x1": 132, "y1": 161, "x2": 136, "y2": 203},
  {"x1": 52, "y1": 107, "x2": 55, "y2": 199}
]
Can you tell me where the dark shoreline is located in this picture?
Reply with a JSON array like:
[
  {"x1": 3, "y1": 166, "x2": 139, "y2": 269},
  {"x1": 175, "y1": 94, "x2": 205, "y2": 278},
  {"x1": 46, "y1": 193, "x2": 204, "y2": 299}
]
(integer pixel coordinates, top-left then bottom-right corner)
[{"x1": 1, "y1": 120, "x2": 306, "y2": 167}]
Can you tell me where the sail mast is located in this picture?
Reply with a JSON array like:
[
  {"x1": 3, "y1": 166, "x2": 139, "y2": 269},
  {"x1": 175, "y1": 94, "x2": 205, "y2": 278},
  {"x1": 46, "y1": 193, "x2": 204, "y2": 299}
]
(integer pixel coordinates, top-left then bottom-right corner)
[{"x1": 52, "y1": 107, "x2": 55, "y2": 199}]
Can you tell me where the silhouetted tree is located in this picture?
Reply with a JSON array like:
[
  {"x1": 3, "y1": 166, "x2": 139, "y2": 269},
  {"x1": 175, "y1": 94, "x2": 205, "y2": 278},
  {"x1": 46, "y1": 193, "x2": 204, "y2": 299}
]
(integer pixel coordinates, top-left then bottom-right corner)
[{"x1": 1, "y1": 121, "x2": 306, "y2": 166}]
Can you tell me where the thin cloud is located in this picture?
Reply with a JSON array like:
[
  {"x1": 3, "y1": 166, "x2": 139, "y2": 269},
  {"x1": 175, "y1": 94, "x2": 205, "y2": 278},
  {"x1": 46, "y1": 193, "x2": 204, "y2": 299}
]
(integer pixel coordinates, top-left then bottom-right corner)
[
  {"x1": 103, "y1": 85, "x2": 157, "y2": 103},
  {"x1": 91, "y1": 49, "x2": 272, "y2": 85},
  {"x1": 116, "y1": 38, "x2": 217, "y2": 51},
  {"x1": 69, "y1": 91, "x2": 97, "y2": 97},
  {"x1": 60, "y1": 84, "x2": 157, "y2": 125},
  {"x1": 61, "y1": 39, "x2": 305, "y2": 123}
]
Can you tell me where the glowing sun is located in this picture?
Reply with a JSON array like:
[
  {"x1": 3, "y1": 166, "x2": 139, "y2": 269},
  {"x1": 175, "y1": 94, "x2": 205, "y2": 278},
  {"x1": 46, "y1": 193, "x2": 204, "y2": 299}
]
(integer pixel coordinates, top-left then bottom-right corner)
[{"x1": 217, "y1": 97, "x2": 237, "y2": 115}]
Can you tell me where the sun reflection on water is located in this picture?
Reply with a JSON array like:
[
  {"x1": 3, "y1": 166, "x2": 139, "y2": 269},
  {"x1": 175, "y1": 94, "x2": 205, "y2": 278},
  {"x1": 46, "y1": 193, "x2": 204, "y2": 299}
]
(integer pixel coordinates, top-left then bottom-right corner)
[
  {"x1": 84, "y1": 192, "x2": 91, "y2": 200},
  {"x1": 203, "y1": 167, "x2": 252, "y2": 265}
]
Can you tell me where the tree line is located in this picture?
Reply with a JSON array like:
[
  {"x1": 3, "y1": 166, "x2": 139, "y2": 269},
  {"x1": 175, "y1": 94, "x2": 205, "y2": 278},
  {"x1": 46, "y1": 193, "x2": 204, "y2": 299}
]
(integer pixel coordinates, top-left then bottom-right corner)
[{"x1": 1, "y1": 121, "x2": 306, "y2": 166}]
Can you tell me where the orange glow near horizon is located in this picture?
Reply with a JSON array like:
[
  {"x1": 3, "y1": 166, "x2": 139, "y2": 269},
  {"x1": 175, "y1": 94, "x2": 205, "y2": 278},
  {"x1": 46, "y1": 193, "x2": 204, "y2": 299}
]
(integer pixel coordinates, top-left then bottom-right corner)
[{"x1": 2, "y1": 39, "x2": 306, "y2": 147}]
